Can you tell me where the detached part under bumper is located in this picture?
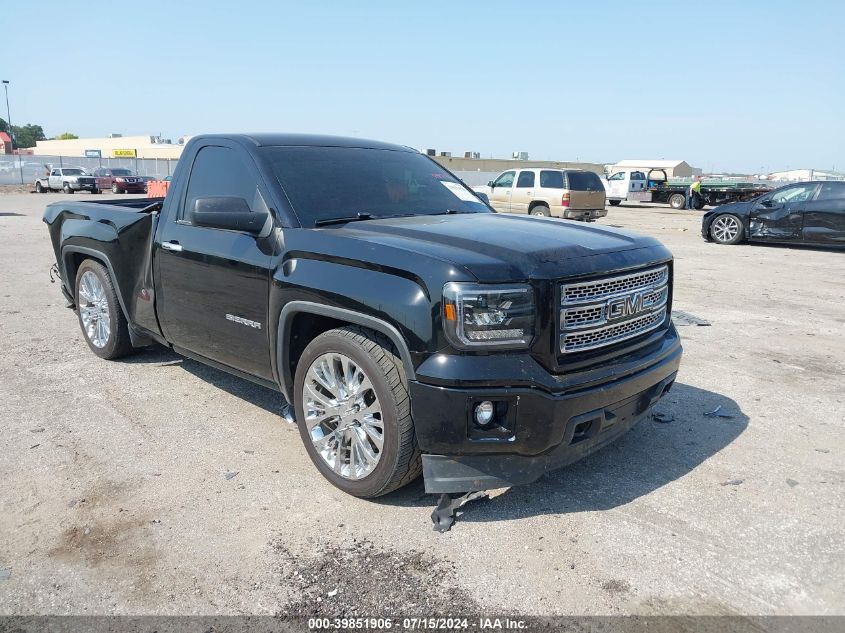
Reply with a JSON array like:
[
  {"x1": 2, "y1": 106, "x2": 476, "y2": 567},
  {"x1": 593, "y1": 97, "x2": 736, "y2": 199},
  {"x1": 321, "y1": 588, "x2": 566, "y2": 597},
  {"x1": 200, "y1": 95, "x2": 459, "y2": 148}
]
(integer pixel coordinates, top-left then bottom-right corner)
[{"x1": 415, "y1": 338, "x2": 681, "y2": 494}]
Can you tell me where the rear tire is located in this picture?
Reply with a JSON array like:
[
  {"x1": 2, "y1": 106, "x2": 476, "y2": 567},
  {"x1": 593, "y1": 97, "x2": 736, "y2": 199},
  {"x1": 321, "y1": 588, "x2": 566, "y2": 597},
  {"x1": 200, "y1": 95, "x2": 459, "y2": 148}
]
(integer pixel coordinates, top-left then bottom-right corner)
[
  {"x1": 74, "y1": 259, "x2": 135, "y2": 359},
  {"x1": 530, "y1": 205, "x2": 550, "y2": 217},
  {"x1": 293, "y1": 326, "x2": 421, "y2": 498},
  {"x1": 709, "y1": 214, "x2": 744, "y2": 245},
  {"x1": 608, "y1": 200, "x2": 621, "y2": 206},
  {"x1": 669, "y1": 193, "x2": 685, "y2": 209}
]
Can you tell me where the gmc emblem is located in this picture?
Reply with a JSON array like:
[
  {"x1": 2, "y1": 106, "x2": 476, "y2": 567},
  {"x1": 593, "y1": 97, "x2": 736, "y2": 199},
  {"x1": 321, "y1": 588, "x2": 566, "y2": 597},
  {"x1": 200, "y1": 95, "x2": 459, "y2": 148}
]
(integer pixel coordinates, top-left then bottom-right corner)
[{"x1": 607, "y1": 291, "x2": 645, "y2": 321}]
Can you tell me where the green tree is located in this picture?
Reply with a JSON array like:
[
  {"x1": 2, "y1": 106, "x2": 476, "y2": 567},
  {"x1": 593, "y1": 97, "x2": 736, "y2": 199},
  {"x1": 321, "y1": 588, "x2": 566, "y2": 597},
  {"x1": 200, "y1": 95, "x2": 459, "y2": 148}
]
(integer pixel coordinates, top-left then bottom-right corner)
[
  {"x1": 11, "y1": 124, "x2": 46, "y2": 148},
  {"x1": 55, "y1": 132, "x2": 78, "y2": 140},
  {"x1": 0, "y1": 117, "x2": 7, "y2": 133}
]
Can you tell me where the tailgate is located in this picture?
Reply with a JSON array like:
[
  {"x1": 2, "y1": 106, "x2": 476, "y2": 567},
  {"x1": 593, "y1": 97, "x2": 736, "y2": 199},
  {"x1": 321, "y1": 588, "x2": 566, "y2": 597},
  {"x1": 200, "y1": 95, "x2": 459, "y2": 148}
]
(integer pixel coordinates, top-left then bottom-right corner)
[{"x1": 567, "y1": 172, "x2": 606, "y2": 210}]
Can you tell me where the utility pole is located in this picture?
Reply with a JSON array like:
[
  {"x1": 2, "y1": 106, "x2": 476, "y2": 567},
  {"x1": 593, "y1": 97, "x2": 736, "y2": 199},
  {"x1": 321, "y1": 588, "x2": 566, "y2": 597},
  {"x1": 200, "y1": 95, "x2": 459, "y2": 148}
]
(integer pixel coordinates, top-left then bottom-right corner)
[{"x1": 2, "y1": 80, "x2": 13, "y2": 151}]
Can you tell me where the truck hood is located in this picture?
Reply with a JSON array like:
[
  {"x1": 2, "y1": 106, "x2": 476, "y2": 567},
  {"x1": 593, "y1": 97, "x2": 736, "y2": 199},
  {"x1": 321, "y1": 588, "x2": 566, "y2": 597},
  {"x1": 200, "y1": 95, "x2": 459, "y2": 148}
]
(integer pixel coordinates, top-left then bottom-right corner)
[{"x1": 329, "y1": 213, "x2": 670, "y2": 282}]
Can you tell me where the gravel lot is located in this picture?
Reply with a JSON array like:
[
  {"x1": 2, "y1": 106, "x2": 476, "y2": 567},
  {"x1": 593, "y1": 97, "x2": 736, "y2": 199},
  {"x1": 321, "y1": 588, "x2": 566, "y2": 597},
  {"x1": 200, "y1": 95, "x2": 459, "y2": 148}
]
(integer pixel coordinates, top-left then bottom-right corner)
[{"x1": 0, "y1": 191, "x2": 842, "y2": 617}]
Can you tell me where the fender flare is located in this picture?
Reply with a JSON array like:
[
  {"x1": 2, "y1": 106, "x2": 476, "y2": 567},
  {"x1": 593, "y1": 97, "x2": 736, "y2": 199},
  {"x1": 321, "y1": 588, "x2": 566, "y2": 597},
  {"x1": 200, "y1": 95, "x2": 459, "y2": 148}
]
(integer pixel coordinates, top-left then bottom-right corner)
[
  {"x1": 276, "y1": 301, "x2": 416, "y2": 403},
  {"x1": 60, "y1": 245, "x2": 150, "y2": 347},
  {"x1": 61, "y1": 246, "x2": 129, "y2": 318}
]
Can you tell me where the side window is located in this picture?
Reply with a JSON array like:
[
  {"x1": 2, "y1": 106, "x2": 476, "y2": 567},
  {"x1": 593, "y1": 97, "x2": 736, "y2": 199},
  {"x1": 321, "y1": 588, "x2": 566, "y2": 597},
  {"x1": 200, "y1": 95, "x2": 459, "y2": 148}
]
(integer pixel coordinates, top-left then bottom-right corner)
[
  {"x1": 631, "y1": 171, "x2": 645, "y2": 181},
  {"x1": 539, "y1": 170, "x2": 564, "y2": 189},
  {"x1": 51, "y1": 170, "x2": 59, "y2": 176},
  {"x1": 771, "y1": 184, "x2": 817, "y2": 204},
  {"x1": 817, "y1": 182, "x2": 845, "y2": 201},
  {"x1": 493, "y1": 171, "x2": 515, "y2": 188},
  {"x1": 607, "y1": 172, "x2": 625, "y2": 181},
  {"x1": 516, "y1": 171, "x2": 535, "y2": 188},
  {"x1": 182, "y1": 146, "x2": 259, "y2": 222}
]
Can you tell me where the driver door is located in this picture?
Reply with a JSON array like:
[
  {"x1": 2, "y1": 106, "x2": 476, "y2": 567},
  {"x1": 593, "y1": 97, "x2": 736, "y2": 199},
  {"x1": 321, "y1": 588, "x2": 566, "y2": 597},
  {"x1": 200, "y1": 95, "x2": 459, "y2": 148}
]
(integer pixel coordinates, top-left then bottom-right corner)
[
  {"x1": 488, "y1": 171, "x2": 515, "y2": 212},
  {"x1": 749, "y1": 183, "x2": 819, "y2": 242},
  {"x1": 154, "y1": 143, "x2": 275, "y2": 380},
  {"x1": 606, "y1": 171, "x2": 628, "y2": 199}
]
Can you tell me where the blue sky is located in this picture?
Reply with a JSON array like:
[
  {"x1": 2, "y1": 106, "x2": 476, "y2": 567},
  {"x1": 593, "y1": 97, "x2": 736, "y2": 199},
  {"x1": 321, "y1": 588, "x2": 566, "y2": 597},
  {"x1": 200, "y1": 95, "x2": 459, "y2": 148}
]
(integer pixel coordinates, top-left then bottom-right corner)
[{"x1": 5, "y1": 0, "x2": 844, "y2": 173}]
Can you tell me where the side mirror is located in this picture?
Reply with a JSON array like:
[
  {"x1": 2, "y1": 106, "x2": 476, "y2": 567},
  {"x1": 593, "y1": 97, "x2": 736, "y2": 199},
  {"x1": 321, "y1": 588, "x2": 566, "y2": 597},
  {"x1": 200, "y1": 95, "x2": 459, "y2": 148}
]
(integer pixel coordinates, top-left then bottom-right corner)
[
  {"x1": 190, "y1": 196, "x2": 269, "y2": 234},
  {"x1": 760, "y1": 198, "x2": 774, "y2": 208},
  {"x1": 487, "y1": 180, "x2": 495, "y2": 187}
]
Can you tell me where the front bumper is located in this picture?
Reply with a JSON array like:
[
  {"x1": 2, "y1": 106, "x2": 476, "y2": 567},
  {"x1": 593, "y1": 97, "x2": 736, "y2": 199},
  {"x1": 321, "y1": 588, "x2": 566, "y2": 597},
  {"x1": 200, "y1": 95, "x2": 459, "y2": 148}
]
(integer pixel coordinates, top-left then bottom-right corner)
[
  {"x1": 72, "y1": 182, "x2": 98, "y2": 191},
  {"x1": 412, "y1": 329, "x2": 682, "y2": 493}
]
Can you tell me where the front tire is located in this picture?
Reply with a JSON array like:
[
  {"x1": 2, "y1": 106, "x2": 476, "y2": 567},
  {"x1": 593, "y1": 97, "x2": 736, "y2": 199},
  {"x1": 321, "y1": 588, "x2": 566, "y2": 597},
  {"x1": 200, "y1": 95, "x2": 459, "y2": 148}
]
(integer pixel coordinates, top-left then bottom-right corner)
[
  {"x1": 74, "y1": 260, "x2": 134, "y2": 359},
  {"x1": 293, "y1": 326, "x2": 421, "y2": 498},
  {"x1": 35, "y1": 181, "x2": 44, "y2": 193},
  {"x1": 112, "y1": 183, "x2": 121, "y2": 194},
  {"x1": 63, "y1": 182, "x2": 74, "y2": 194},
  {"x1": 669, "y1": 193, "x2": 685, "y2": 209},
  {"x1": 709, "y1": 214, "x2": 744, "y2": 245}
]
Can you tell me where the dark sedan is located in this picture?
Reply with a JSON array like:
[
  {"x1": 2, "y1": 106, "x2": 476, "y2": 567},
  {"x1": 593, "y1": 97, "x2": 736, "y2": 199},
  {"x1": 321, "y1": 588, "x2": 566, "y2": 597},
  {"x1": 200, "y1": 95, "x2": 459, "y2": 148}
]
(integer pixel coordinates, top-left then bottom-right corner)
[{"x1": 702, "y1": 181, "x2": 845, "y2": 246}]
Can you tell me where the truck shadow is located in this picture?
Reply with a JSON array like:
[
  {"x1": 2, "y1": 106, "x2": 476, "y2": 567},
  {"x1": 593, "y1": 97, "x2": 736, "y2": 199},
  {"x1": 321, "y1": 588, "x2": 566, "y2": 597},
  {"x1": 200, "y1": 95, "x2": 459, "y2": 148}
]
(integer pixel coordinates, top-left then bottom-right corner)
[
  {"x1": 383, "y1": 382, "x2": 748, "y2": 521},
  {"x1": 124, "y1": 345, "x2": 284, "y2": 416},
  {"x1": 124, "y1": 349, "x2": 747, "y2": 520}
]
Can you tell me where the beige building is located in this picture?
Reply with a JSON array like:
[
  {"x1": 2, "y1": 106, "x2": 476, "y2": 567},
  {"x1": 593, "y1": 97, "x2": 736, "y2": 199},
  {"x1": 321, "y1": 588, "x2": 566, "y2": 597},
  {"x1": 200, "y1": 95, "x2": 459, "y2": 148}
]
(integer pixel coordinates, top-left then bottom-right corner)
[
  {"x1": 610, "y1": 159, "x2": 700, "y2": 178},
  {"x1": 34, "y1": 135, "x2": 188, "y2": 159}
]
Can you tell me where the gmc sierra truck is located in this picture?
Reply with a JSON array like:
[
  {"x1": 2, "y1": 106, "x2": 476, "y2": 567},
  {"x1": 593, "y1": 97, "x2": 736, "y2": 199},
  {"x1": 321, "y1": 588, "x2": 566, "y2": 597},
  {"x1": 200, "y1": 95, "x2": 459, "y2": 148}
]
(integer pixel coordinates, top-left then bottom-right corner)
[{"x1": 44, "y1": 134, "x2": 682, "y2": 498}]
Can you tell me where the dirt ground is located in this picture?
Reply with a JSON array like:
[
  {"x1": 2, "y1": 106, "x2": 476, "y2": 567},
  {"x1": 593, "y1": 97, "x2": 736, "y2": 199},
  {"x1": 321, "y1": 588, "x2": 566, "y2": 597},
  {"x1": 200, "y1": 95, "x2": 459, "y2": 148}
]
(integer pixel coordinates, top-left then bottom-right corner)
[{"x1": 0, "y1": 191, "x2": 842, "y2": 617}]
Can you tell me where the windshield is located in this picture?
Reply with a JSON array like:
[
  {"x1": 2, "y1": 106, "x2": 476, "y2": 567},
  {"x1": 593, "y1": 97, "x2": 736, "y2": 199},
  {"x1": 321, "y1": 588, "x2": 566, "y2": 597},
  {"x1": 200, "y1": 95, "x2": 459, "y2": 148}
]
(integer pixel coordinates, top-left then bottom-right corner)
[
  {"x1": 112, "y1": 169, "x2": 134, "y2": 176},
  {"x1": 63, "y1": 168, "x2": 85, "y2": 175},
  {"x1": 261, "y1": 146, "x2": 490, "y2": 227}
]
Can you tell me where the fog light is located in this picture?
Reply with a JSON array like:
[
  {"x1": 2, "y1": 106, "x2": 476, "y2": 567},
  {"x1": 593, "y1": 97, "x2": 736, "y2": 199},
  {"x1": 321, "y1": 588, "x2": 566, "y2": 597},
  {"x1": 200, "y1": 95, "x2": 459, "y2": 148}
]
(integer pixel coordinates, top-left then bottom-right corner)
[{"x1": 474, "y1": 401, "x2": 495, "y2": 426}]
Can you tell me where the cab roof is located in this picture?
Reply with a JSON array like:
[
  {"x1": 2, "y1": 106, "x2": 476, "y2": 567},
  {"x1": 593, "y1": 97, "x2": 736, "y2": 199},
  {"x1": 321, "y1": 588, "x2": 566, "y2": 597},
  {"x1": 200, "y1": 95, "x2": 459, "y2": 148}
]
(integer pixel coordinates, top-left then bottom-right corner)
[{"x1": 197, "y1": 133, "x2": 413, "y2": 152}]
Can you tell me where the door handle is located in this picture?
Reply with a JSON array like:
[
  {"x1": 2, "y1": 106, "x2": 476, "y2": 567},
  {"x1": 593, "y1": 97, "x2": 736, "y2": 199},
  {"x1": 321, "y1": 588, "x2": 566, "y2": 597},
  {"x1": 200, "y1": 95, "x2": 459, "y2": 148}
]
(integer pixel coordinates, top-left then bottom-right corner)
[{"x1": 161, "y1": 241, "x2": 183, "y2": 252}]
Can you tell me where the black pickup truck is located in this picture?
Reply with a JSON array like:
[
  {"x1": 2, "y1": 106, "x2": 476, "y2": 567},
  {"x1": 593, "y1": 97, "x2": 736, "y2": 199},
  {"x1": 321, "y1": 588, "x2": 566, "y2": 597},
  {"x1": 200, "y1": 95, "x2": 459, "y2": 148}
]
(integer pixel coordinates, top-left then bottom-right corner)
[{"x1": 44, "y1": 134, "x2": 682, "y2": 498}]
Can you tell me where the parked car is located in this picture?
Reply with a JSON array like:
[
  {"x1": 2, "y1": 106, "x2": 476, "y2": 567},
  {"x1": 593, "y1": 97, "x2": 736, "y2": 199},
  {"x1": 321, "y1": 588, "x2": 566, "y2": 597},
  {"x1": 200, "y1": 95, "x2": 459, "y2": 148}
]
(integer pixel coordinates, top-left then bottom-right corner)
[
  {"x1": 43, "y1": 134, "x2": 681, "y2": 498},
  {"x1": 34, "y1": 167, "x2": 99, "y2": 194},
  {"x1": 474, "y1": 168, "x2": 607, "y2": 221},
  {"x1": 92, "y1": 167, "x2": 146, "y2": 194},
  {"x1": 138, "y1": 175, "x2": 160, "y2": 191},
  {"x1": 702, "y1": 180, "x2": 845, "y2": 246}
]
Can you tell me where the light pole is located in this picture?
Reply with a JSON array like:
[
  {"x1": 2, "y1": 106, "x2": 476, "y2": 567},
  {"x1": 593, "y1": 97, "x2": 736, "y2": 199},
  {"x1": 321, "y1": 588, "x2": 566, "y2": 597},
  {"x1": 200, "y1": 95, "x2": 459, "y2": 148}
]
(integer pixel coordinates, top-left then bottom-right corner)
[{"x1": 2, "y1": 80, "x2": 12, "y2": 151}]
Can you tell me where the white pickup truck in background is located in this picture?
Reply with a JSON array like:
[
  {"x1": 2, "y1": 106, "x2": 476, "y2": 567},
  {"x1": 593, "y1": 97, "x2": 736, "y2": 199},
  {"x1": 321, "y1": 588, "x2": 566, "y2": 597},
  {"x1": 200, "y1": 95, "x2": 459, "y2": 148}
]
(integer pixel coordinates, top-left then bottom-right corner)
[
  {"x1": 34, "y1": 167, "x2": 100, "y2": 194},
  {"x1": 603, "y1": 169, "x2": 653, "y2": 206}
]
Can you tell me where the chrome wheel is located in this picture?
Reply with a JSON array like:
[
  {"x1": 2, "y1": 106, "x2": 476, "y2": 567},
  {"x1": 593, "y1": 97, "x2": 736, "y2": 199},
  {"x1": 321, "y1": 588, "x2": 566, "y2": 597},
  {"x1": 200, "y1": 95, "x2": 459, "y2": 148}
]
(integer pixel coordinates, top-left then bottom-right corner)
[
  {"x1": 302, "y1": 352, "x2": 384, "y2": 480},
  {"x1": 78, "y1": 270, "x2": 111, "y2": 348},
  {"x1": 712, "y1": 215, "x2": 740, "y2": 243}
]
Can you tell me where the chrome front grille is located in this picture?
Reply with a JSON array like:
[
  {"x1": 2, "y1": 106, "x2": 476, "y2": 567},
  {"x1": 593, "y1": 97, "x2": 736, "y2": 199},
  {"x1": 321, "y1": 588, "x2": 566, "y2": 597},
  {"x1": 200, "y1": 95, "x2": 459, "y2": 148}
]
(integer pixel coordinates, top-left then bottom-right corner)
[
  {"x1": 562, "y1": 266, "x2": 668, "y2": 304},
  {"x1": 560, "y1": 265, "x2": 669, "y2": 353}
]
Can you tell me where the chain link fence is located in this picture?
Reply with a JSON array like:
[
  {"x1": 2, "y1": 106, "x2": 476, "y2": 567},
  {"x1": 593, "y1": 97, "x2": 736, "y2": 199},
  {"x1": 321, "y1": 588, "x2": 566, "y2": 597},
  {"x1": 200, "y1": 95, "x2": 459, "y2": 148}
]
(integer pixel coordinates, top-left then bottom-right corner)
[{"x1": 0, "y1": 154, "x2": 179, "y2": 186}]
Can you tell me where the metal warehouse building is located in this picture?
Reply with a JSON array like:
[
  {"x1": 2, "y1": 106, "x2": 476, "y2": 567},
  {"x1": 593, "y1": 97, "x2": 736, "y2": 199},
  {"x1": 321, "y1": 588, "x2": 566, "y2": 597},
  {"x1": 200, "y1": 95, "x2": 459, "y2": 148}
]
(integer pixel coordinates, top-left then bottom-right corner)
[{"x1": 610, "y1": 159, "x2": 700, "y2": 178}]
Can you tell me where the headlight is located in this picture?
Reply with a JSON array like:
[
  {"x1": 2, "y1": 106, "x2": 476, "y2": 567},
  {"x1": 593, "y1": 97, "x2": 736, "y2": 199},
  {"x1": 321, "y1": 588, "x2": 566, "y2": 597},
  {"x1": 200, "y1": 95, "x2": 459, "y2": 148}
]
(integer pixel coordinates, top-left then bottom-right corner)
[{"x1": 442, "y1": 282, "x2": 535, "y2": 349}]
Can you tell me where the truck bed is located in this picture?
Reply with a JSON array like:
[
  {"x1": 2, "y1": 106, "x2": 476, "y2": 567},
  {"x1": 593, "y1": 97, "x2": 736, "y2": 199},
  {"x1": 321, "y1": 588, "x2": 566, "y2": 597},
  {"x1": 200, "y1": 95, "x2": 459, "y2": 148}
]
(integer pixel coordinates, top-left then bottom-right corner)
[
  {"x1": 43, "y1": 197, "x2": 164, "y2": 337},
  {"x1": 659, "y1": 180, "x2": 771, "y2": 193}
]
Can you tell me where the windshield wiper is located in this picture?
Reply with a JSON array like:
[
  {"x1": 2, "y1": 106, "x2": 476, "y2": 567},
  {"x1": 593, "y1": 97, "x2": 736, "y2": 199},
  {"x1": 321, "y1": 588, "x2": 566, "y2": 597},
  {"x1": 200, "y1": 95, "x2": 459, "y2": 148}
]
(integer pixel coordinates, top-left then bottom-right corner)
[{"x1": 314, "y1": 212, "x2": 374, "y2": 227}]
